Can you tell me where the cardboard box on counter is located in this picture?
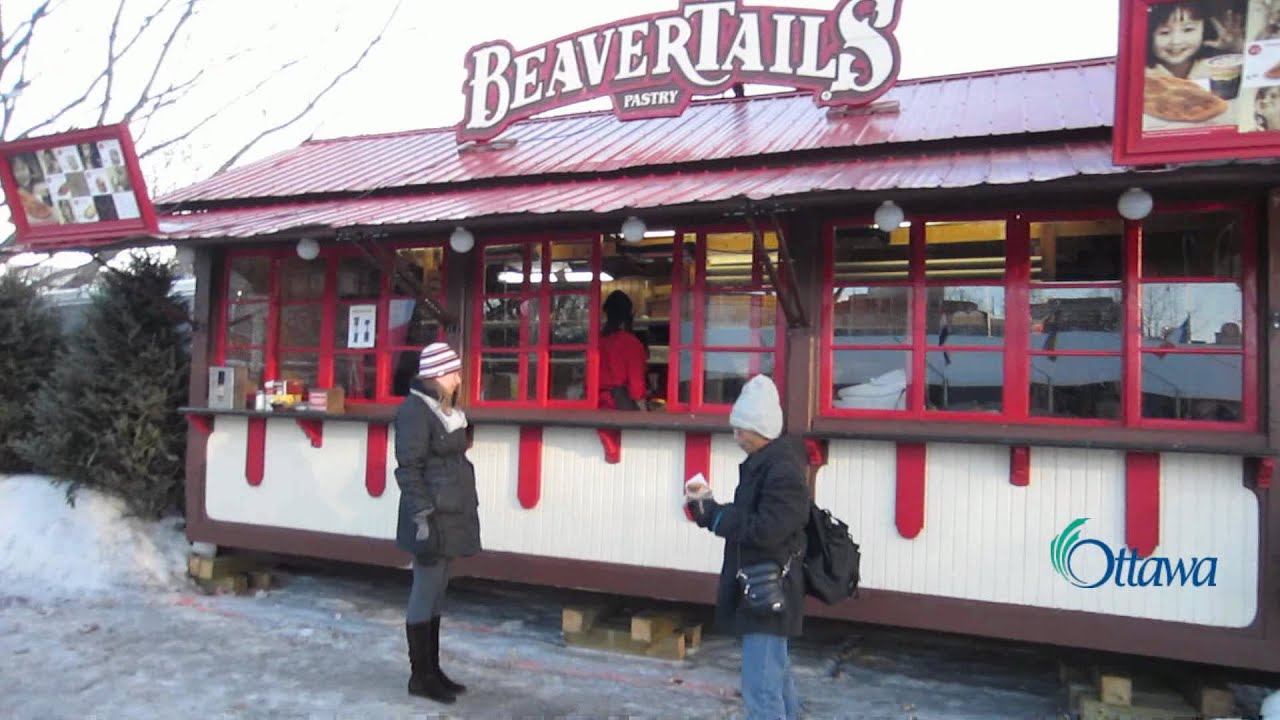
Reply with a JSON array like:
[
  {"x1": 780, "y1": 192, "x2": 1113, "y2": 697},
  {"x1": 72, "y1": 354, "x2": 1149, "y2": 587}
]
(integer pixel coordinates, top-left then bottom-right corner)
[{"x1": 306, "y1": 387, "x2": 345, "y2": 414}]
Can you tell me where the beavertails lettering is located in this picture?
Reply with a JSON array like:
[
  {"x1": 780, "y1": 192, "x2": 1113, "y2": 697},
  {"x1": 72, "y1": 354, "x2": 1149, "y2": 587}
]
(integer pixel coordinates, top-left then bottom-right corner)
[{"x1": 458, "y1": 0, "x2": 902, "y2": 142}]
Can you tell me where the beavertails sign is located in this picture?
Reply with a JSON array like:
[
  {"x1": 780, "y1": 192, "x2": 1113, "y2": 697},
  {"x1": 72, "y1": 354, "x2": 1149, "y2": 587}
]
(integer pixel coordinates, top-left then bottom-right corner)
[{"x1": 458, "y1": 0, "x2": 903, "y2": 142}]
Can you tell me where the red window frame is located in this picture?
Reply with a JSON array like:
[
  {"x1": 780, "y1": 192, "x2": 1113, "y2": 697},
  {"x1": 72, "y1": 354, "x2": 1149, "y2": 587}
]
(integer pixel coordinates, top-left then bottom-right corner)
[
  {"x1": 214, "y1": 241, "x2": 449, "y2": 405},
  {"x1": 820, "y1": 202, "x2": 1259, "y2": 431},
  {"x1": 470, "y1": 235, "x2": 602, "y2": 409},
  {"x1": 466, "y1": 226, "x2": 787, "y2": 413}
]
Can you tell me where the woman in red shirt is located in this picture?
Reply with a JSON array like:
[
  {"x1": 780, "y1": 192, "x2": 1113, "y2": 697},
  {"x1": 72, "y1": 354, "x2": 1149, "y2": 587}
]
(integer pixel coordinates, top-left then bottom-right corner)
[{"x1": 598, "y1": 290, "x2": 648, "y2": 410}]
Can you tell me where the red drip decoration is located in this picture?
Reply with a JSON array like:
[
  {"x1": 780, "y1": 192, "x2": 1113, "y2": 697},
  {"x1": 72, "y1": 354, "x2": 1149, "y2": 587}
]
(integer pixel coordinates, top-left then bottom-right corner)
[
  {"x1": 895, "y1": 442, "x2": 926, "y2": 539},
  {"x1": 683, "y1": 433, "x2": 712, "y2": 522},
  {"x1": 517, "y1": 426, "x2": 543, "y2": 510},
  {"x1": 1009, "y1": 446, "x2": 1030, "y2": 487},
  {"x1": 597, "y1": 428, "x2": 622, "y2": 464},
  {"x1": 294, "y1": 418, "x2": 323, "y2": 448},
  {"x1": 245, "y1": 417, "x2": 266, "y2": 487},
  {"x1": 1124, "y1": 451, "x2": 1161, "y2": 559},
  {"x1": 1257, "y1": 457, "x2": 1274, "y2": 491},
  {"x1": 187, "y1": 415, "x2": 214, "y2": 434},
  {"x1": 803, "y1": 438, "x2": 828, "y2": 468},
  {"x1": 365, "y1": 424, "x2": 389, "y2": 498}
]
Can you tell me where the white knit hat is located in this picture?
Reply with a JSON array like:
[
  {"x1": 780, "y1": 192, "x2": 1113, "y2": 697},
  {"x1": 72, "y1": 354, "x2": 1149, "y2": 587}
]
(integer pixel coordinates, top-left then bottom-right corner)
[
  {"x1": 729, "y1": 375, "x2": 783, "y2": 440},
  {"x1": 418, "y1": 342, "x2": 461, "y2": 379}
]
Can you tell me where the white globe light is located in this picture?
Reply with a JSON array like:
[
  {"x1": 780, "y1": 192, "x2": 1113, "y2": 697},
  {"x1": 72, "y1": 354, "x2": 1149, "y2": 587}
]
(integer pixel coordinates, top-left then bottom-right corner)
[
  {"x1": 449, "y1": 226, "x2": 475, "y2": 253},
  {"x1": 295, "y1": 237, "x2": 320, "y2": 261},
  {"x1": 174, "y1": 246, "x2": 195, "y2": 268},
  {"x1": 1117, "y1": 187, "x2": 1153, "y2": 221},
  {"x1": 621, "y1": 216, "x2": 646, "y2": 244},
  {"x1": 874, "y1": 201, "x2": 905, "y2": 232}
]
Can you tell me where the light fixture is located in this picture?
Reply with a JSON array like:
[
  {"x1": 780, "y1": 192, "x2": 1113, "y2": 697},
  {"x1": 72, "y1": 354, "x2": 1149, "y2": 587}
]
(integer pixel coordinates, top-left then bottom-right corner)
[
  {"x1": 450, "y1": 226, "x2": 475, "y2": 253},
  {"x1": 874, "y1": 201, "x2": 905, "y2": 232},
  {"x1": 1117, "y1": 187, "x2": 1153, "y2": 220},
  {"x1": 295, "y1": 237, "x2": 320, "y2": 261},
  {"x1": 621, "y1": 216, "x2": 646, "y2": 243},
  {"x1": 174, "y1": 245, "x2": 195, "y2": 268}
]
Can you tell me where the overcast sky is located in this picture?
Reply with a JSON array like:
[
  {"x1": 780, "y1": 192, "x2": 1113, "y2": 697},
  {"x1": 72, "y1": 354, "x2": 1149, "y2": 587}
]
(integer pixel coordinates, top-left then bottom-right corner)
[{"x1": 2, "y1": 0, "x2": 1121, "y2": 263}]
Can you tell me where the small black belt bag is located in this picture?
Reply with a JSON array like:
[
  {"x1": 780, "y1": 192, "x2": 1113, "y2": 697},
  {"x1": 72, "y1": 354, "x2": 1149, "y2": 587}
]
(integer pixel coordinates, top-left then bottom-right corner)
[{"x1": 736, "y1": 552, "x2": 798, "y2": 614}]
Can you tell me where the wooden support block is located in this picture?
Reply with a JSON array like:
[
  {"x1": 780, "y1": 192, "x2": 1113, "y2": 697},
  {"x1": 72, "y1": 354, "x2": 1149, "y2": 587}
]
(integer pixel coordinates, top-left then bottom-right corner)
[
  {"x1": 564, "y1": 621, "x2": 688, "y2": 661},
  {"x1": 191, "y1": 555, "x2": 262, "y2": 581},
  {"x1": 199, "y1": 574, "x2": 249, "y2": 595},
  {"x1": 562, "y1": 605, "x2": 608, "y2": 634},
  {"x1": 1064, "y1": 681, "x2": 1095, "y2": 714},
  {"x1": 630, "y1": 611, "x2": 680, "y2": 643},
  {"x1": 1097, "y1": 672, "x2": 1133, "y2": 706},
  {"x1": 187, "y1": 555, "x2": 202, "y2": 578},
  {"x1": 1078, "y1": 692, "x2": 1197, "y2": 720},
  {"x1": 679, "y1": 624, "x2": 702, "y2": 650},
  {"x1": 645, "y1": 632, "x2": 686, "y2": 661},
  {"x1": 1181, "y1": 681, "x2": 1236, "y2": 718},
  {"x1": 248, "y1": 571, "x2": 272, "y2": 590}
]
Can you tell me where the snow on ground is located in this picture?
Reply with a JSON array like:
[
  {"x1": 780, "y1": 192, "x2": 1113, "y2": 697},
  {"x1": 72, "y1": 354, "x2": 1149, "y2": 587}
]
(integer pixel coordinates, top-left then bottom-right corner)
[{"x1": 0, "y1": 474, "x2": 1273, "y2": 719}]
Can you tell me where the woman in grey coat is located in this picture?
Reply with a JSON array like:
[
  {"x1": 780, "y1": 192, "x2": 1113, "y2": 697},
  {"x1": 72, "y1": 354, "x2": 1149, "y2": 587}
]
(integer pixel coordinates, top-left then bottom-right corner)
[{"x1": 394, "y1": 342, "x2": 481, "y2": 705}]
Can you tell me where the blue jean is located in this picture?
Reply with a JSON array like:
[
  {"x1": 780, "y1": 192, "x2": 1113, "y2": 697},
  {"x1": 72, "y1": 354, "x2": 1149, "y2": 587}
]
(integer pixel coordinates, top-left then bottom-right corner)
[{"x1": 741, "y1": 633, "x2": 800, "y2": 720}]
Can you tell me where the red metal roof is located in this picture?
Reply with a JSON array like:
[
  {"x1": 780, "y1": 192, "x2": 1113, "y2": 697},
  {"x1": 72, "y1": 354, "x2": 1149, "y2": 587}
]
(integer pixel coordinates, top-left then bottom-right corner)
[
  {"x1": 159, "y1": 59, "x2": 1116, "y2": 205},
  {"x1": 156, "y1": 141, "x2": 1121, "y2": 240}
]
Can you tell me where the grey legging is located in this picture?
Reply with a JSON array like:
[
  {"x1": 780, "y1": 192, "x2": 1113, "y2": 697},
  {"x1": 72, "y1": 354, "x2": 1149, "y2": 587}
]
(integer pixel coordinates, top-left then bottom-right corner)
[{"x1": 407, "y1": 559, "x2": 451, "y2": 624}]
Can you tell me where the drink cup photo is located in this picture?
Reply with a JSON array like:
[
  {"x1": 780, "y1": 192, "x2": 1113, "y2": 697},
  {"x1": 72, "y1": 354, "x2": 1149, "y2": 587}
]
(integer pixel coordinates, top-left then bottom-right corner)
[{"x1": 1208, "y1": 54, "x2": 1243, "y2": 100}]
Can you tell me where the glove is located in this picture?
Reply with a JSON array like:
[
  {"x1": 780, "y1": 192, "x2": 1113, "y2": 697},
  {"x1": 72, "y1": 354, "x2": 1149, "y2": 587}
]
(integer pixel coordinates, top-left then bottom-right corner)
[
  {"x1": 413, "y1": 511, "x2": 431, "y2": 541},
  {"x1": 685, "y1": 498, "x2": 721, "y2": 529}
]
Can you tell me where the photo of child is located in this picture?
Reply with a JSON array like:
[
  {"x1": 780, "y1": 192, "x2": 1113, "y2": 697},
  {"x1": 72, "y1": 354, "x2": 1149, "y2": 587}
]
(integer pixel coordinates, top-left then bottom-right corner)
[
  {"x1": 1142, "y1": 0, "x2": 1248, "y2": 133},
  {"x1": 78, "y1": 142, "x2": 103, "y2": 169},
  {"x1": 1256, "y1": 85, "x2": 1280, "y2": 127},
  {"x1": 97, "y1": 140, "x2": 125, "y2": 167}
]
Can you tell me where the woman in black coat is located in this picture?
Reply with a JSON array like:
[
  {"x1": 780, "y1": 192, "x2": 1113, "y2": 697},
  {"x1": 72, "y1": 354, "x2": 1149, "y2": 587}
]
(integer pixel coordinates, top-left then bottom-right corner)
[
  {"x1": 687, "y1": 375, "x2": 810, "y2": 720},
  {"x1": 394, "y1": 342, "x2": 481, "y2": 705}
]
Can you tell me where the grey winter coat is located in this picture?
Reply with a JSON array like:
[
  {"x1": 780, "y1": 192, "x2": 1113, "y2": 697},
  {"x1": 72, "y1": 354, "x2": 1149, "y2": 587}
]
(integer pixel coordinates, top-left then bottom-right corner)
[
  {"x1": 710, "y1": 436, "x2": 810, "y2": 637},
  {"x1": 393, "y1": 381, "x2": 481, "y2": 562}
]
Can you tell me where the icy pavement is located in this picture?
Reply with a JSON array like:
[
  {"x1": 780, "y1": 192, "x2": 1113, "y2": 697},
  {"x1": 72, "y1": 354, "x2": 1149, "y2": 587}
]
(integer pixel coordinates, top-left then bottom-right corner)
[{"x1": 0, "y1": 564, "x2": 1075, "y2": 720}]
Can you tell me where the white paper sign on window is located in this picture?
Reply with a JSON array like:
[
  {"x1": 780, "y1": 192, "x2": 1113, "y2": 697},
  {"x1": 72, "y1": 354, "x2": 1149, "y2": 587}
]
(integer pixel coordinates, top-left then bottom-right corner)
[{"x1": 347, "y1": 304, "x2": 377, "y2": 349}]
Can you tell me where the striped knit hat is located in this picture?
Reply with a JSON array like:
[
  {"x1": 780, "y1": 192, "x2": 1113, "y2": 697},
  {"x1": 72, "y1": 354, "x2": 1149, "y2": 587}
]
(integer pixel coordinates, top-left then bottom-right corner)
[{"x1": 418, "y1": 342, "x2": 462, "y2": 379}]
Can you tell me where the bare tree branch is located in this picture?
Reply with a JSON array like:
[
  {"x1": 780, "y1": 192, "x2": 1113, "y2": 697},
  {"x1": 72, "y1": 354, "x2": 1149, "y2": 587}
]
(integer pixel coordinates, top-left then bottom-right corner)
[
  {"x1": 138, "y1": 59, "x2": 297, "y2": 161},
  {"x1": 133, "y1": 70, "x2": 204, "y2": 143},
  {"x1": 96, "y1": 0, "x2": 129, "y2": 125},
  {"x1": 0, "y1": 1, "x2": 53, "y2": 138},
  {"x1": 122, "y1": 0, "x2": 197, "y2": 122},
  {"x1": 215, "y1": 0, "x2": 402, "y2": 174}
]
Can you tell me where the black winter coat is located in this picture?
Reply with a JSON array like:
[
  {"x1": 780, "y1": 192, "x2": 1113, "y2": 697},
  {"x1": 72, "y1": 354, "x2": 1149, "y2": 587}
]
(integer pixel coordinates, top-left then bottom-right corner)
[
  {"x1": 393, "y1": 381, "x2": 482, "y2": 563},
  {"x1": 710, "y1": 436, "x2": 810, "y2": 637}
]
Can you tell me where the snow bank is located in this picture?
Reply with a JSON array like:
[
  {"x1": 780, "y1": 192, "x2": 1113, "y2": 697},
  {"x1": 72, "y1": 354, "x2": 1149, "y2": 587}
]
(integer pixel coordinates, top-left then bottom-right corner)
[{"x1": 0, "y1": 474, "x2": 190, "y2": 601}]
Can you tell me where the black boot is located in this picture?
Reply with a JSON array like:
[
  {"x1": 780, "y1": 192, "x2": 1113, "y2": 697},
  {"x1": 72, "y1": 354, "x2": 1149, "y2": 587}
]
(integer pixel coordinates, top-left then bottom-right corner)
[
  {"x1": 430, "y1": 616, "x2": 467, "y2": 694},
  {"x1": 406, "y1": 622, "x2": 455, "y2": 704}
]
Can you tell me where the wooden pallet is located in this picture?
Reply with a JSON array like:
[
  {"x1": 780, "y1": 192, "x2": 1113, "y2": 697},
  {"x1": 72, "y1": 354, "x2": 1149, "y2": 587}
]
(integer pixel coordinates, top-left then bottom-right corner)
[
  {"x1": 1060, "y1": 661, "x2": 1239, "y2": 720},
  {"x1": 562, "y1": 604, "x2": 701, "y2": 661},
  {"x1": 188, "y1": 553, "x2": 272, "y2": 595}
]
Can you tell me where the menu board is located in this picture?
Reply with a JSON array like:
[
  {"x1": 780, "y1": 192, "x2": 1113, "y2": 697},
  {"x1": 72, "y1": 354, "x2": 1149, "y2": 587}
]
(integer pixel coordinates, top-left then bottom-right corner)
[
  {"x1": 1114, "y1": 0, "x2": 1280, "y2": 164},
  {"x1": 0, "y1": 124, "x2": 156, "y2": 250}
]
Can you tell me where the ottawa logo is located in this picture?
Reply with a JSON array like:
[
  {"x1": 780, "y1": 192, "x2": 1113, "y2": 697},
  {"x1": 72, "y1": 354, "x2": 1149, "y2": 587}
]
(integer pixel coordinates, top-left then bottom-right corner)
[{"x1": 1049, "y1": 518, "x2": 1218, "y2": 589}]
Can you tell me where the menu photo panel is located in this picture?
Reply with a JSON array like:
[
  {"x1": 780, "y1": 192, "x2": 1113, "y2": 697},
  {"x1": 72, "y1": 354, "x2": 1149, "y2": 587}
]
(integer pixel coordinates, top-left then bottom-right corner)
[
  {"x1": 0, "y1": 124, "x2": 157, "y2": 250},
  {"x1": 1115, "y1": 0, "x2": 1280, "y2": 164}
]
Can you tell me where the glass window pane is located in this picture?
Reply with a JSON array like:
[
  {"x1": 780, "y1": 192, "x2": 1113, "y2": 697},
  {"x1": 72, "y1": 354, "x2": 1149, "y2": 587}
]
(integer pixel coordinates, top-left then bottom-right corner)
[
  {"x1": 1142, "y1": 353, "x2": 1242, "y2": 421},
  {"x1": 925, "y1": 221, "x2": 1006, "y2": 280},
  {"x1": 545, "y1": 241, "x2": 596, "y2": 291},
  {"x1": 832, "y1": 225, "x2": 909, "y2": 282},
  {"x1": 703, "y1": 352, "x2": 775, "y2": 405},
  {"x1": 527, "y1": 352, "x2": 539, "y2": 401},
  {"x1": 927, "y1": 287, "x2": 1005, "y2": 344},
  {"x1": 926, "y1": 351, "x2": 1002, "y2": 413},
  {"x1": 1030, "y1": 288, "x2": 1122, "y2": 350},
  {"x1": 832, "y1": 287, "x2": 910, "y2": 342},
  {"x1": 704, "y1": 293, "x2": 777, "y2": 347},
  {"x1": 1141, "y1": 283, "x2": 1242, "y2": 347},
  {"x1": 1142, "y1": 211, "x2": 1242, "y2": 279},
  {"x1": 480, "y1": 354, "x2": 520, "y2": 401},
  {"x1": 550, "y1": 294, "x2": 590, "y2": 345},
  {"x1": 226, "y1": 303, "x2": 267, "y2": 346},
  {"x1": 223, "y1": 347, "x2": 264, "y2": 389},
  {"x1": 484, "y1": 244, "x2": 527, "y2": 294},
  {"x1": 549, "y1": 351, "x2": 587, "y2": 401},
  {"x1": 832, "y1": 350, "x2": 908, "y2": 410},
  {"x1": 389, "y1": 299, "x2": 441, "y2": 348},
  {"x1": 277, "y1": 351, "x2": 319, "y2": 388},
  {"x1": 677, "y1": 350, "x2": 692, "y2": 405},
  {"x1": 393, "y1": 247, "x2": 444, "y2": 298},
  {"x1": 1030, "y1": 356, "x2": 1121, "y2": 419},
  {"x1": 334, "y1": 353, "x2": 377, "y2": 400},
  {"x1": 705, "y1": 232, "x2": 777, "y2": 288},
  {"x1": 280, "y1": 304, "x2": 322, "y2": 348},
  {"x1": 391, "y1": 350, "x2": 420, "y2": 397},
  {"x1": 279, "y1": 257, "x2": 325, "y2": 301},
  {"x1": 481, "y1": 297, "x2": 523, "y2": 348},
  {"x1": 228, "y1": 256, "x2": 270, "y2": 300},
  {"x1": 336, "y1": 256, "x2": 382, "y2": 300},
  {"x1": 1031, "y1": 219, "x2": 1123, "y2": 282}
]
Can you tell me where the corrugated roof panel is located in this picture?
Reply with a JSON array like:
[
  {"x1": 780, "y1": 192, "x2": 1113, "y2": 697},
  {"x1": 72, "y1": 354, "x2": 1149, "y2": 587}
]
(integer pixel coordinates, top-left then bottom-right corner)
[
  {"x1": 154, "y1": 141, "x2": 1122, "y2": 241},
  {"x1": 159, "y1": 59, "x2": 1118, "y2": 205}
]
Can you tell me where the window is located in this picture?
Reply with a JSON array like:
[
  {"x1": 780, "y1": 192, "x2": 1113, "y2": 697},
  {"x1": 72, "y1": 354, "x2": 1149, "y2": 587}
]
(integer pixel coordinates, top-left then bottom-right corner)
[
  {"x1": 822, "y1": 205, "x2": 1257, "y2": 430},
  {"x1": 469, "y1": 228, "x2": 785, "y2": 412},
  {"x1": 217, "y1": 244, "x2": 448, "y2": 405}
]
